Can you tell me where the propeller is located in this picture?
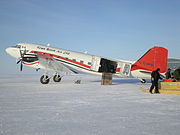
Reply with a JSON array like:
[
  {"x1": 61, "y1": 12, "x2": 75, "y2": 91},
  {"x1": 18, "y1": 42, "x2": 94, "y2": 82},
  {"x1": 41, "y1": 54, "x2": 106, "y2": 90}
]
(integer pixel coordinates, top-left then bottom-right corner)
[{"x1": 16, "y1": 49, "x2": 26, "y2": 71}]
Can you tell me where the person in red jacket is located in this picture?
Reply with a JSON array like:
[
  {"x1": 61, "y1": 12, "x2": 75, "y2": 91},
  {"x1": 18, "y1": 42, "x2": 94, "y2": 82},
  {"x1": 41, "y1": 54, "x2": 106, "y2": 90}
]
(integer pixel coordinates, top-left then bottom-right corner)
[{"x1": 149, "y1": 68, "x2": 162, "y2": 94}]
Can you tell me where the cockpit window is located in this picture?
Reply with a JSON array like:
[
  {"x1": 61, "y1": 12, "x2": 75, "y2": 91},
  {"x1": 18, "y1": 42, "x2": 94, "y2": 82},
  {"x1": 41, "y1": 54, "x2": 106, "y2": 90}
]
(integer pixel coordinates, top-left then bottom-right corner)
[
  {"x1": 12, "y1": 45, "x2": 21, "y2": 48},
  {"x1": 16, "y1": 45, "x2": 21, "y2": 48}
]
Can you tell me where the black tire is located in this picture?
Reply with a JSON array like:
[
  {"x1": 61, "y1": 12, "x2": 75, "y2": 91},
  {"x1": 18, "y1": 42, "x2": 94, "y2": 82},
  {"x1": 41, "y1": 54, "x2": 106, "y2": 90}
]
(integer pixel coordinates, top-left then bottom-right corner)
[
  {"x1": 53, "y1": 75, "x2": 61, "y2": 82},
  {"x1": 40, "y1": 75, "x2": 50, "y2": 84},
  {"x1": 141, "y1": 79, "x2": 146, "y2": 83}
]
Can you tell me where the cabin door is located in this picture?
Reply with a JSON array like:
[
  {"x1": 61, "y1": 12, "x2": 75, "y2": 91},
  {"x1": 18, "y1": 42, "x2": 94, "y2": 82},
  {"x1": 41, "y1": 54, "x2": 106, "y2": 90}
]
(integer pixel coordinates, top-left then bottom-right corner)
[{"x1": 121, "y1": 63, "x2": 131, "y2": 76}]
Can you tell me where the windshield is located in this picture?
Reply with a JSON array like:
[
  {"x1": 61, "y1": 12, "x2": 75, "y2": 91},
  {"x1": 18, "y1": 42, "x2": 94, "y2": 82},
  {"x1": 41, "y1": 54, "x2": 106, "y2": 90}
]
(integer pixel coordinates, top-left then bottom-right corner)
[{"x1": 12, "y1": 45, "x2": 21, "y2": 48}]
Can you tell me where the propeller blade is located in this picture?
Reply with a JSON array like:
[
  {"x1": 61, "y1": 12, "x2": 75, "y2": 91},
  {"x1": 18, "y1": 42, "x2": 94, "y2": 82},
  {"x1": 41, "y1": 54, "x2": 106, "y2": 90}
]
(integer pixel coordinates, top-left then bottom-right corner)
[
  {"x1": 20, "y1": 62, "x2": 23, "y2": 71},
  {"x1": 16, "y1": 59, "x2": 22, "y2": 64},
  {"x1": 18, "y1": 48, "x2": 26, "y2": 71},
  {"x1": 22, "y1": 49, "x2": 26, "y2": 57},
  {"x1": 19, "y1": 48, "x2": 23, "y2": 57}
]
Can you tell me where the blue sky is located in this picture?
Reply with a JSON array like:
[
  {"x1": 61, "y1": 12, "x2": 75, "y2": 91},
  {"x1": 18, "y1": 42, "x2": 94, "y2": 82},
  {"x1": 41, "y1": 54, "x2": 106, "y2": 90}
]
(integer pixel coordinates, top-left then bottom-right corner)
[{"x1": 0, "y1": 0, "x2": 180, "y2": 74}]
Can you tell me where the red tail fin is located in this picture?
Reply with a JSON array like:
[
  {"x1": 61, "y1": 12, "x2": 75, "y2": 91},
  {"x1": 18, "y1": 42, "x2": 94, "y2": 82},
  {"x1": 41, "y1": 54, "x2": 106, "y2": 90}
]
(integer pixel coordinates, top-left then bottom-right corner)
[{"x1": 131, "y1": 46, "x2": 168, "y2": 73}]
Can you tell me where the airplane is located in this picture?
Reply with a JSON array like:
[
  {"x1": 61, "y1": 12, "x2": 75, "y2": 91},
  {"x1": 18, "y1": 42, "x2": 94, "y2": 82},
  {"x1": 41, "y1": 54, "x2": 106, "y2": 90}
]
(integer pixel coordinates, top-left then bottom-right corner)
[{"x1": 5, "y1": 43, "x2": 168, "y2": 84}]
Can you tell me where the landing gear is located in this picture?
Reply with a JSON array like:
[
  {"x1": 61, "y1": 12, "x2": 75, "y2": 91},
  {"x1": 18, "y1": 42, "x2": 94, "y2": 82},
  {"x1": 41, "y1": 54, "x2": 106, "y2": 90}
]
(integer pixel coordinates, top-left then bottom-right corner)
[
  {"x1": 53, "y1": 74, "x2": 62, "y2": 82},
  {"x1": 140, "y1": 79, "x2": 146, "y2": 83},
  {"x1": 40, "y1": 75, "x2": 50, "y2": 84},
  {"x1": 40, "y1": 73, "x2": 62, "y2": 84}
]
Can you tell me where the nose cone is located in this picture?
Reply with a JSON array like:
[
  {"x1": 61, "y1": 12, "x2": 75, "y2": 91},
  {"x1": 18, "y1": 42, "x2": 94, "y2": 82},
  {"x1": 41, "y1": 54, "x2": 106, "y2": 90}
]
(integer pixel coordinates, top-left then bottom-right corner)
[
  {"x1": 5, "y1": 47, "x2": 20, "y2": 58},
  {"x1": 5, "y1": 47, "x2": 11, "y2": 55}
]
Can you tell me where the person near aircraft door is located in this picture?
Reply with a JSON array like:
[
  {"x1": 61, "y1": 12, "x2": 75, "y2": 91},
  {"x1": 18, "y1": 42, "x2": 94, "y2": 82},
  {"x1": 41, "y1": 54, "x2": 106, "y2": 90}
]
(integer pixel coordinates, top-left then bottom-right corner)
[{"x1": 149, "y1": 68, "x2": 162, "y2": 94}]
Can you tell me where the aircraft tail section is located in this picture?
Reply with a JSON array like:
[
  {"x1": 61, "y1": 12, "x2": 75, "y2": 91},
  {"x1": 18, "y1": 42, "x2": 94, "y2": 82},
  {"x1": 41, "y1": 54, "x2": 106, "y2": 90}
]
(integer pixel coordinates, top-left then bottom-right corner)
[{"x1": 131, "y1": 46, "x2": 168, "y2": 73}]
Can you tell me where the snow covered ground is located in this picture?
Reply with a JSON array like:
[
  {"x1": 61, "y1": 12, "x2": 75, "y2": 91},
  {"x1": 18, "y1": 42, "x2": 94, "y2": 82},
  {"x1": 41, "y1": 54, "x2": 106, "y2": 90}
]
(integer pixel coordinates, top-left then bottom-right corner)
[{"x1": 0, "y1": 74, "x2": 180, "y2": 135}]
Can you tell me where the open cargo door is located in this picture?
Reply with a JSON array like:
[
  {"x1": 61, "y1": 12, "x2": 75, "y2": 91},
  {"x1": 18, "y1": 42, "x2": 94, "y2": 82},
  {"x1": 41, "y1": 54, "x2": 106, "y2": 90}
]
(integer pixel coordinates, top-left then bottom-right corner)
[{"x1": 90, "y1": 56, "x2": 101, "y2": 72}]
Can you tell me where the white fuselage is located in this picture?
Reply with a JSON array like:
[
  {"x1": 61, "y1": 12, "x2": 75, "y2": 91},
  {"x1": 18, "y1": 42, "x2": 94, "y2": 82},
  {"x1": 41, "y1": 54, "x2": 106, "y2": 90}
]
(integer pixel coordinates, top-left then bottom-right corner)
[{"x1": 6, "y1": 43, "x2": 152, "y2": 79}]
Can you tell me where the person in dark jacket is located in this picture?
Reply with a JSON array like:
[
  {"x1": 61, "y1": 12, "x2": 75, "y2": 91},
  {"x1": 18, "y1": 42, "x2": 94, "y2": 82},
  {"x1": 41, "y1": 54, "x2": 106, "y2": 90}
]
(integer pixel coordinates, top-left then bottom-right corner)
[
  {"x1": 149, "y1": 68, "x2": 162, "y2": 94},
  {"x1": 165, "y1": 68, "x2": 171, "y2": 79}
]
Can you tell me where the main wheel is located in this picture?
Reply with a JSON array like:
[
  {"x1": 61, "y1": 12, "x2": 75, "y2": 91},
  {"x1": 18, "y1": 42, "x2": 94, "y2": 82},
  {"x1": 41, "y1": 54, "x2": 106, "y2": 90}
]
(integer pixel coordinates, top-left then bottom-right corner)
[
  {"x1": 40, "y1": 75, "x2": 50, "y2": 84},
  {"x1": 53, "y1": 75, "x2": 61, "y2": 82}
]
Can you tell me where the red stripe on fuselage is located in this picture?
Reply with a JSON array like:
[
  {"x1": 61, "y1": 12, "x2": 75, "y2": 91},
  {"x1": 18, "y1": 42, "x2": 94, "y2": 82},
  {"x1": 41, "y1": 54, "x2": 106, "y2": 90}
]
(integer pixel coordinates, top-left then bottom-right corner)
[
  {"x1": 116, "y1": 68, "x2": 121, "y2": 72},
  {"x1": 22, "y1": 61, "x2": 39, "y2": 65},
  {"x1": 30, "y1": 51, "x2": 91, "y2": 69}
]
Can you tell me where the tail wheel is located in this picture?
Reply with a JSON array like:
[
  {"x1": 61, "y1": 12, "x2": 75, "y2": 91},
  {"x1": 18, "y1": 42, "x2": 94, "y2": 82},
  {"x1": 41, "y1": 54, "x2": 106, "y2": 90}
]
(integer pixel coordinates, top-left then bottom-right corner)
[
  {"x1": 40, "y1": 75, "x2": 50, "y2": 84},
  {"x1": 141, "y1": 79, "x2": 146, "y2": 83},
  {"x1": 53, "y1": 75, "x2": 61, "y2": 82}
]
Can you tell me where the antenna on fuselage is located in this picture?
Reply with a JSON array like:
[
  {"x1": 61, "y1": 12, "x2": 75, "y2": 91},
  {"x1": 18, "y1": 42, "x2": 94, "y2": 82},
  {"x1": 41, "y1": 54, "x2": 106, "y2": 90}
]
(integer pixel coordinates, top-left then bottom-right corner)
[{"x1": 84, "y1": 51, "x2": 88, "y2": 54}]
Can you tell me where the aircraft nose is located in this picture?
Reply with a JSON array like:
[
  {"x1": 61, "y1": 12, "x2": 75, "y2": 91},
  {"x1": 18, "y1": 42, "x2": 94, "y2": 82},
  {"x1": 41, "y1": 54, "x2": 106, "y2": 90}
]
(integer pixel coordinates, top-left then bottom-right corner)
[
  {"x1": 5, "y1": 47, "x2": 20, "y2": 58},
  {"x1": 5, "y1": 47, "x2": 11, "y2": 55}
]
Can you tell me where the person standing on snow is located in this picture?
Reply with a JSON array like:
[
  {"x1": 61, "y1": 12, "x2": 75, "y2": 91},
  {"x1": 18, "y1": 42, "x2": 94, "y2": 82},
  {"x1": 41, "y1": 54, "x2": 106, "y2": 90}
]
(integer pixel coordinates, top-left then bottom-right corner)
[
  {"x1": 165, "y1": 68, "x2": 171, "y2": 79},
  {"x1": 149, "y1": 68, "x2": 162, "y2": 94}
]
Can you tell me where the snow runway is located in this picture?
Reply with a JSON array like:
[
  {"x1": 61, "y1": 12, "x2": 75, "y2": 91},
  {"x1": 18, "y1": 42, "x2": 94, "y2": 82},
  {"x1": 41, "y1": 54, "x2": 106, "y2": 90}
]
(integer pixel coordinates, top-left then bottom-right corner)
[{"x1": 0, "y1": 74, "x2": 180, "y2": 135}]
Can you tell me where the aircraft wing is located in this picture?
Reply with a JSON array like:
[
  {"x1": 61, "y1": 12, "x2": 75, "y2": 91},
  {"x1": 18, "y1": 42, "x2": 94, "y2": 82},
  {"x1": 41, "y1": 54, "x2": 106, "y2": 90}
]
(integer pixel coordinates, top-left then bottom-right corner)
[{"x1": 37, "y1": 55, "x2": 77, "y2": 74}]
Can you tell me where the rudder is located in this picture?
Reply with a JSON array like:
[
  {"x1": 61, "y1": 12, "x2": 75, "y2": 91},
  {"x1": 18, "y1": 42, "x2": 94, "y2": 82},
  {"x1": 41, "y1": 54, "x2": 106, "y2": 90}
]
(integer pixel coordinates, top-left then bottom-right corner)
[{"x1": 131, "y1": 47, "x2": 168, "y2": 73}]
